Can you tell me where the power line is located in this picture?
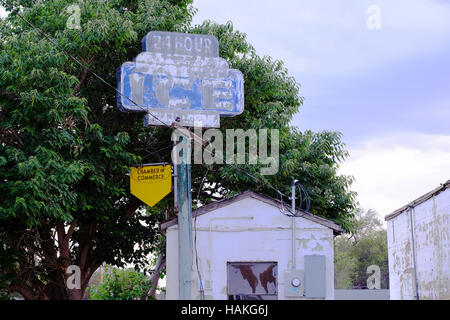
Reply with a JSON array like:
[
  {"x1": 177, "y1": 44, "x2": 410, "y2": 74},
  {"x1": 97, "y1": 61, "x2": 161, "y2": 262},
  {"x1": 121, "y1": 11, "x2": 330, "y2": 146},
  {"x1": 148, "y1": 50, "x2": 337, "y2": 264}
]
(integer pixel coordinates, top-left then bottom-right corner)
[
  {"x1": 193, "y1": 166, "x2": 210, "y2": 300},
  {"x1": 1, "y1": 0, "x2": 171, "y2": 128},
  {"x1": 141, "y1": 142, "x2": 179, "y2": 161},
  {"x1": 2, "y1": 1, "x2": 294, "y2": 203},
  {"x1": 277, "y1": 182, "x2": 310, "y2": 218},
  {"x1": 4, "y1": 2, "x2": 319, "y2": 301}
]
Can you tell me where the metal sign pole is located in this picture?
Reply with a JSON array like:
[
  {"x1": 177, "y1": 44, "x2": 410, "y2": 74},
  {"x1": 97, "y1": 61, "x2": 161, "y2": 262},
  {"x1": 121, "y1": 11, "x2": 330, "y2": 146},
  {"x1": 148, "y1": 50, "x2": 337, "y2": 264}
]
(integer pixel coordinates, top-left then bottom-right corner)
[
  {"x1": 118, "y1": 31, "x2": 244, "y2": 301},
  {"x1": 177, "y1": 134, "x2": 193, "y2": 299}
]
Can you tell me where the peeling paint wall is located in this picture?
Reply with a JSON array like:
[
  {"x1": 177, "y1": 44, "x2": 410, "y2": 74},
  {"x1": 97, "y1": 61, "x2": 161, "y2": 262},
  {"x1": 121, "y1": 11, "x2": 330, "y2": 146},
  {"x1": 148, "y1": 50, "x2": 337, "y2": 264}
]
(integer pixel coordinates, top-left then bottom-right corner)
[
  {"x1": 387, "y1": 188, "x2": 450, "y2": 300},
  {"x1": 166, "y1": 197, "x2": 335, "y2": 300}
]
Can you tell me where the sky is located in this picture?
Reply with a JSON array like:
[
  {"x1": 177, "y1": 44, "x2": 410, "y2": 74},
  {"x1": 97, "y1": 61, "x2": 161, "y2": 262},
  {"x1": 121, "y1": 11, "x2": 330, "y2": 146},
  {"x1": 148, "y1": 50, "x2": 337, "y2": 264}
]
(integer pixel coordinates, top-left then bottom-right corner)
[
  {"x1": 192, "y1": 0, "x2": 450, "y2": 220},
  {"x1": 1, "y1": 1, "x2": 449, "y2": 220}
]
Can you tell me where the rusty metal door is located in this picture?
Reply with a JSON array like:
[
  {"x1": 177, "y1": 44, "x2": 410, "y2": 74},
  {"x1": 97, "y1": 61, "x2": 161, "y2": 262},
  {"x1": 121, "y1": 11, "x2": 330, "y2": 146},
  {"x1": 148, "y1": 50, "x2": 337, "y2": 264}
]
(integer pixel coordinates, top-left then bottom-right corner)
[{"x1": 227, "y1": 262, "x2": 278, "y2": 300}]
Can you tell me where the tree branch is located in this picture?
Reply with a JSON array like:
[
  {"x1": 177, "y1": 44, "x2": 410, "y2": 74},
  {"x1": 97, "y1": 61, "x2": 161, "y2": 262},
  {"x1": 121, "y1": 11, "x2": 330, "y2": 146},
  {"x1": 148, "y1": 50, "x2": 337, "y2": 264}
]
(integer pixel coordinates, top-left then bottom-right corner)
[
  {"x1": 79, "y1": 220, "x2": 96, "y2": 272},
  {"x1": 73, "y1": 55, "x2": 95, "y2": 93},
  {"x1": 65, "y1": 219, "x2": 78, "y2": 243},
  {"x1": 8, "y1": 284, "x2": 36, "y2": 300},
  {"x1": 147, "y1": 254, "x2": 166, "y2": 299},
  {"x1": 120, "y1": 198, "x2": 141, "y2": 223}
]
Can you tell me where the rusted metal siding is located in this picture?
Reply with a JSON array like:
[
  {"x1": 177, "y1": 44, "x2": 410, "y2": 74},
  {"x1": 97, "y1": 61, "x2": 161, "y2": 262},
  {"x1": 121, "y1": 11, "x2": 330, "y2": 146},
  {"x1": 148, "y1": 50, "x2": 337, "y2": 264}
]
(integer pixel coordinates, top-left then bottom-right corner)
[
  {"x1": 387, "y1": 187, "x2": 450, "y2": 300},
  {"x1": 227, "y1": 262, "x2": 277, "y2": 300}
]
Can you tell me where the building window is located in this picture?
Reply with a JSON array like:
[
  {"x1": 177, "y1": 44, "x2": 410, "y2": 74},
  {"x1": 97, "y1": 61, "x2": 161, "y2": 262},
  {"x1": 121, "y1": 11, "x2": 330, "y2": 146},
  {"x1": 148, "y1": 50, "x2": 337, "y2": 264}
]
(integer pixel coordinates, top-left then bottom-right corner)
[{"x1": 227, "y1": 262, "x2": 278, "y2": 300}]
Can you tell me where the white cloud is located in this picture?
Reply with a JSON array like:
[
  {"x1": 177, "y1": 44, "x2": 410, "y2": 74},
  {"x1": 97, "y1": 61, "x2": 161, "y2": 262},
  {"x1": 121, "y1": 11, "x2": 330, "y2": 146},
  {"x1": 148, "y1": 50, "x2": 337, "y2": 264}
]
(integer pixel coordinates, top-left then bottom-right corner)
[
  {"x1": 192, "y1": 1, "x2": 450, "y2": 222},
  {"x1": 339, "y1": 133, "x2": 450, "y2": 220}
]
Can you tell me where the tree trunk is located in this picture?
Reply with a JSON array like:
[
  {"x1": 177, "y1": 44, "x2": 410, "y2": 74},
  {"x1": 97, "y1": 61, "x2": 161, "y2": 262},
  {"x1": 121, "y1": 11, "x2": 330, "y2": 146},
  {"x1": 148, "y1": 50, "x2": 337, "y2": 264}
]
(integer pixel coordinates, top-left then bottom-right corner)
[{"x1": 147, "y1": 254, "x2": 166, "y2": 299}]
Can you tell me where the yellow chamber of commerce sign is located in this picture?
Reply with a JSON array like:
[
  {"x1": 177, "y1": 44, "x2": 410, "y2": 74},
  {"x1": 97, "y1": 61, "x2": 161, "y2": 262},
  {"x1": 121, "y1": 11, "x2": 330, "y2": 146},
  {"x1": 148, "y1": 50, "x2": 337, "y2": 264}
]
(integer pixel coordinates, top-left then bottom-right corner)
[{"x1": 130, "y1": 164, "x2": 172, "y2": 207}]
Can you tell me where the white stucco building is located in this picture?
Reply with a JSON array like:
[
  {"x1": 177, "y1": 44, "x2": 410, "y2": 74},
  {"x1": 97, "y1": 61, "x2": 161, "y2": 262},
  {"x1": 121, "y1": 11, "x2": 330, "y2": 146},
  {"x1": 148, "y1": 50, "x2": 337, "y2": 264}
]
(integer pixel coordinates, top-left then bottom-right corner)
[
  {"x1": 161, "y1": 191, "x2": 342, "y2": 300},
  {"x1": 385, "y1": 180, "x2": 450, "y2": 300}
]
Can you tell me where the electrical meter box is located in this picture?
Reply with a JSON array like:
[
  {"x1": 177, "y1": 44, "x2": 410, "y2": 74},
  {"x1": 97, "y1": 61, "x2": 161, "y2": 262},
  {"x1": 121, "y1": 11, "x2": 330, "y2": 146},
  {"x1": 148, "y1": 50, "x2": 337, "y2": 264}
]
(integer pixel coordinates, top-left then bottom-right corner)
[{"x1": 284, "y1": 270, "x2": 304, "y2": 297}]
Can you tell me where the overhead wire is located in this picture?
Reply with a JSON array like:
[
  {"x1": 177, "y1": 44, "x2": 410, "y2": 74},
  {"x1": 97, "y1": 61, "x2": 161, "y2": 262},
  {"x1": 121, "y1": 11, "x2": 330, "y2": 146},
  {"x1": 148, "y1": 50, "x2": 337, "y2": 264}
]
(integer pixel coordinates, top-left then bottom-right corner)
[
  {"x1": 2, "y1": 2, "x2": 323, "y2": 302},
  {"x1": 2, "y1": 2, "x2": 314, "y2": 213},
  {"x1": 2, "y1": 1, "x2": 295, "y2": 202},
  {"x1": 278, "y1": 181, "x2": 311, "y2": 217},
  {"x1": 140, "y1": 142, "x2": 180, "y2": 161},
  {"x1": 193, "y1": 166, "x2": 210, "y2": 300},
  {"x1": 1, "y1": 0, "x2": 171, "y2": 128},
  {"x1": 297, "y1": 182, "x2": 311, "y2": 213}
]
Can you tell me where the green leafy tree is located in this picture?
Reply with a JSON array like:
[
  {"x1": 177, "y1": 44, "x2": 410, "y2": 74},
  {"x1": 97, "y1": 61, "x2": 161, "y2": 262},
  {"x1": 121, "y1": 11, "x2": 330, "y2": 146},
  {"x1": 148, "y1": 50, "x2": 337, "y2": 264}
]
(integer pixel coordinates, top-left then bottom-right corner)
[
  {"x1": 334, "y1": 209, "x2": 389, "y2": 289},
  {"x1": 0, "y1": 0, "x2": 194, "y2": 300},
  {"x1": 88, "y1": 265, "x2": 153, "y2": 300},
  {"x1": 0, "y1": 0, "x2": 356, "y2": 299},
  {"x1": 334, "y1": 236, "x2": 358, "y2": 289}
]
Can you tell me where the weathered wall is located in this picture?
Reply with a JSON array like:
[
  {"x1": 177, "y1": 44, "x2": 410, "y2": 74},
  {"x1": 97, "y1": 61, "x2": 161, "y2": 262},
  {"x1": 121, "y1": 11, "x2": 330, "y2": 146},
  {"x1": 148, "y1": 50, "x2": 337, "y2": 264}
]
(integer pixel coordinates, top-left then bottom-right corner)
[
  {"x1": 387, "y1": 188, "x2": 450, "y2": 300},
  {"x1": 166, "y1": 197, "x2": 335, "y2": 300}
]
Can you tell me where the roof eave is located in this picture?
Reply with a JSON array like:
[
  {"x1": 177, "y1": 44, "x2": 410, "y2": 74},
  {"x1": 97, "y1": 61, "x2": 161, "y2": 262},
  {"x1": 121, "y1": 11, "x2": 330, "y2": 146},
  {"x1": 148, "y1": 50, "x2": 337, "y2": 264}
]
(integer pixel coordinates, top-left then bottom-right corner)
[
  {"x1": 384, "y1": 180, "x2": 450, "y2": 221},
  {"x1": 160, "y1": 190, "x2": 343, "y2": 234}
]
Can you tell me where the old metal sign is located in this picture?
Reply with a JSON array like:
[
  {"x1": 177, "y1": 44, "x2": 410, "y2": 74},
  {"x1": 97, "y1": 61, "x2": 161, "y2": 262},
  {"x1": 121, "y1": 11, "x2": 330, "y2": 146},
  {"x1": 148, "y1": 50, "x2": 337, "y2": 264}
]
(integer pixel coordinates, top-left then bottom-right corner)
[
  {"x1": 117, "y1": 31, "x2": 244, "y2": 128},
  {"x1": 227, "y1": 262, "x2": 278, "y2": 300},
  {"x1": 130, "y1": 164, "x2": 172, "y2": 207}
]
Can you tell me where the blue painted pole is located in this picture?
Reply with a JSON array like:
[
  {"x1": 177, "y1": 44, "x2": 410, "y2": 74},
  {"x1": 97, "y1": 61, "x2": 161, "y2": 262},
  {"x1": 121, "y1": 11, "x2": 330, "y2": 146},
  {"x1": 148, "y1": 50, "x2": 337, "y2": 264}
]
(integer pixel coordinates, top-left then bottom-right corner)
[{"x1": 176, "y1": 134, "x2": 192, "y2": 300}]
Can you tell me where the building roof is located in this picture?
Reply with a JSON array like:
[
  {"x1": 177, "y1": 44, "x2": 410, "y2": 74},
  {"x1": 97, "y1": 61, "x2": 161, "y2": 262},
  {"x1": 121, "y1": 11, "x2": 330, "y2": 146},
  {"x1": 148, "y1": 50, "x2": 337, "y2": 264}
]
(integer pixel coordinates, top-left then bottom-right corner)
[
  {"x1": 384, "y1": 180, "x2": 450, "y2": 221},
  {"x1": 160, "y1": 190, "x2": 343, "y2": 235}
]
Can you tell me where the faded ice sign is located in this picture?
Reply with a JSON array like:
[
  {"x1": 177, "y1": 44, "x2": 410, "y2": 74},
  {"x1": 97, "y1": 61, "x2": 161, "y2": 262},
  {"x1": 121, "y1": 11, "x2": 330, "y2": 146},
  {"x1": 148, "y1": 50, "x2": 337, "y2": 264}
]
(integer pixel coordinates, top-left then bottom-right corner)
[{"x1": 117, "y1": 31, "x2": 244, "y2": 128}]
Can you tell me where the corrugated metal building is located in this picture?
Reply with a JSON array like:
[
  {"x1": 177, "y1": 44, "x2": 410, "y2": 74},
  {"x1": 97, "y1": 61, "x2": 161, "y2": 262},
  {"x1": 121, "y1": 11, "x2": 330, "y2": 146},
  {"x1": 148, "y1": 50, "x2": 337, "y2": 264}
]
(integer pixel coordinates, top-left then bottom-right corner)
[
  {"x1": 385, "y1": 180, "x2": 450, "y2": 300},
  {"x1": 161, "y1": 191, "x2": 341, "y2": 300}
]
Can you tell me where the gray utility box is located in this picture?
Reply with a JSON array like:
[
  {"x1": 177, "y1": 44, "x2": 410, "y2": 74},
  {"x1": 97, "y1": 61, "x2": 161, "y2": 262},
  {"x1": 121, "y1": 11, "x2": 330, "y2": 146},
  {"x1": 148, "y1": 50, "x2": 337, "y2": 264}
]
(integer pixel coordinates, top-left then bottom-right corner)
[
  {"x1": 284, "y1": 269, "x2": 304, "y2": 297},
  {"x1": 304, "y1": 255, "x2": 326, "y2": 298}
]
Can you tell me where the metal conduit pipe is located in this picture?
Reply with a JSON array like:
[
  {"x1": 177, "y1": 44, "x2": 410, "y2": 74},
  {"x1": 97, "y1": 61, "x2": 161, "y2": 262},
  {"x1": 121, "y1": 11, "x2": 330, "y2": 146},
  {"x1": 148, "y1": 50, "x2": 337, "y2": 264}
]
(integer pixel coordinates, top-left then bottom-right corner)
[
  {"x1": 291, "y1": 179, "x2": 298, "y2": 270},
  {"x1": 409, "y1": 206, "x2": 420, "y2": 300}
]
